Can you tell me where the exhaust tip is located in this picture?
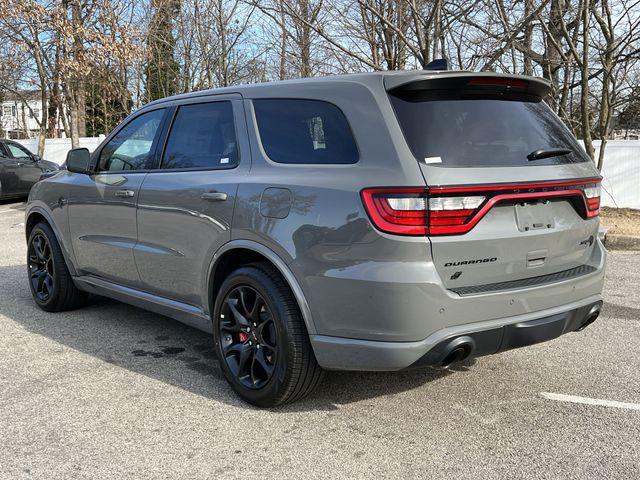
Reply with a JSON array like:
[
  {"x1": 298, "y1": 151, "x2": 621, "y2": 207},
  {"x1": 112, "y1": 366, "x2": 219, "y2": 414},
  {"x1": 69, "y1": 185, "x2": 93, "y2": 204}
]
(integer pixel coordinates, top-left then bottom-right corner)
[
  {"x1": 440, "y1": 336, "x2": 475, "y2": 368},
  {"x1": 576, "y1": 306, "x2": 601, "y2": 331}
]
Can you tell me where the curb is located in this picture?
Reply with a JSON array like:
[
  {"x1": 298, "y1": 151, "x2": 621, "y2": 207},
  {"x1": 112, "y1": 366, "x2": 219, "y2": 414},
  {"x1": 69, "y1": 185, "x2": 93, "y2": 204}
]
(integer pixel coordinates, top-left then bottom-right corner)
[{"x1": 604, "y1": 233, "x2": 640, "y2": 251}]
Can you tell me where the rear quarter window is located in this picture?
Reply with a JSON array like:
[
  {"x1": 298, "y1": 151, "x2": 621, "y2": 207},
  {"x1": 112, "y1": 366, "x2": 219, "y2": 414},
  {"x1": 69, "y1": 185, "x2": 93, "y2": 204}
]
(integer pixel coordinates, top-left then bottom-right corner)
[{"x1": 253, "y1": 99, "x2": 358, "y2": 164}]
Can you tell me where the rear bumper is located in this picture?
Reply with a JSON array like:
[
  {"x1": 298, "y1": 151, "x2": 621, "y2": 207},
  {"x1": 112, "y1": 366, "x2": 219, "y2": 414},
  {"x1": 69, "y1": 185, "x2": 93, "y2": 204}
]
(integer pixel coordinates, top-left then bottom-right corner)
[
  {"x1": 298, "y1": 237, "x2": 606, "y2": 343},
  {"x1": 310, "y1": 296, "x2": 603, "y2": 371}
]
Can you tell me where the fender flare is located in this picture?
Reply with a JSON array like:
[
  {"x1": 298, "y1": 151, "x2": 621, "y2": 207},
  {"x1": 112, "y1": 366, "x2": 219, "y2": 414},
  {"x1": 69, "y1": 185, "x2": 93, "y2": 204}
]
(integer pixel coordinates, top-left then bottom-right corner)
[
  {"x1": 25, "y1": 205, "x2": 78, "y2": 277},
  {"x1": 207, "y1": 239, "x2": 317, "y2": 335}
]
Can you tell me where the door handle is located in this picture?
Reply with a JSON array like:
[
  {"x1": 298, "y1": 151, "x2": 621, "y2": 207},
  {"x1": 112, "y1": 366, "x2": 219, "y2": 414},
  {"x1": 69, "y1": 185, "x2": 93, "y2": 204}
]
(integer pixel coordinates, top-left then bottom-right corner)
[
  {"x1": 115, "y1": 189, "x2": 135, "y2": 198},
  {"x1": 201, "y1": 191, "x2": 228, "y2": 202}
]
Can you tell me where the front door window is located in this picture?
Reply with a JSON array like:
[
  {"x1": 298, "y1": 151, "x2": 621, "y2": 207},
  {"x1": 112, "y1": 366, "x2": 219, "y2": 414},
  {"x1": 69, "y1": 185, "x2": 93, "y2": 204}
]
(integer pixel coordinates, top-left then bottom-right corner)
[{"x1": 98, "y1": 109, "x2": 165, "y2": 172}]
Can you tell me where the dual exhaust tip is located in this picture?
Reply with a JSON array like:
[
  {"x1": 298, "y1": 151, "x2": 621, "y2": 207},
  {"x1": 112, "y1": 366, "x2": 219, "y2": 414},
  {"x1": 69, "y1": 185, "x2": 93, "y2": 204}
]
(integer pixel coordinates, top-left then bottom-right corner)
[
  {"x1": 439, "y1": 336, "x2": 475, "y2": 369},
  {"x1": 437, "y1": 305, "x2": 601, "y2": 369},
  {"x1": 576, "y1": 305, "x2": 601, "y2": 332}
]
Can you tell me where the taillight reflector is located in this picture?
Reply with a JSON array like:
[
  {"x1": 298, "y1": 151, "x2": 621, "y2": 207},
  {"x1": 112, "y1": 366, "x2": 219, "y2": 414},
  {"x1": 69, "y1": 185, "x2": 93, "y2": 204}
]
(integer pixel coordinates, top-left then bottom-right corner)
[{"x1": 428, "y1": 196, "x2": 485, "y2": 211}]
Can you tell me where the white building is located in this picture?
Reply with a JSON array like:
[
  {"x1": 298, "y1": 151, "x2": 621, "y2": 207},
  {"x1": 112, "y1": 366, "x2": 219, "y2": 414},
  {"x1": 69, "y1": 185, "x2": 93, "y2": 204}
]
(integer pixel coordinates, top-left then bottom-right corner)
[
  {"x1": 612, "y1": 129, "x2": 640, "y2": 140},
  {"x1": 0, "y1": 90, "x2": 66, "y2": 139}
]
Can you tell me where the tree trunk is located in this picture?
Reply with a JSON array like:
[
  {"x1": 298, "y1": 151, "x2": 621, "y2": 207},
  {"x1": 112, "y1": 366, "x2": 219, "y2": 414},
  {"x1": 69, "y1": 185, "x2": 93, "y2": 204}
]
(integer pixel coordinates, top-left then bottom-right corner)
[
  {"x1": 38, "y1": 88, "x2": 48, "y2": 156},
  {"x1": 298, "y1": 0, "x2": 312, "y2": 77},
  {"x1": 217, "y1": 0, "x2": 229, "y2": 86},
  {"x1": 20, "y1": 105, "x2": 29, "y2": 138},
  {"x1": 594, "y1": 0, "x2": 614, "y2": 171},
  {"x1": 579, "y1": 1, "x2": 595, "y2": 160},
  {"x1": 544, "y1": 0, "x2": 566, "y2": 109},
  {"x1": 72, "y1": 0, "x2": 86, "y2": 138},
  {"x1": 523, "y1": 0, "x2": 534, "y2": 75},
  {"x1": 76, "y1": 82, "x2": 86, "y2": 137},
  {"x1": 279, "y1": 0, "x2": 287, "y2": 80},
  {"x1": 60, "y1": 103, "x2": 71, "y2": 140},
  {"x1": 64, "y1": 84, "x2": 80, "y2": 148},
  {"x1": 46, "y1": 92, "x2": 60, "y2": 138}
]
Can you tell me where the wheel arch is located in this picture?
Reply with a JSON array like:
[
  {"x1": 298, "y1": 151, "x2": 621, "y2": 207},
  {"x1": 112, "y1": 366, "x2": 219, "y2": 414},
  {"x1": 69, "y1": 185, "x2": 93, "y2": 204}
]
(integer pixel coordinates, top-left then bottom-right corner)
[
  {"x1": 25, "y1": 211, "x2": 48, "y2": 240},
  {"x1": 207, "y1": 240, "x2": 316, "y2": 335},
  {"x1": 25, "y1": 206, "x2": 78, "y2": 276}
]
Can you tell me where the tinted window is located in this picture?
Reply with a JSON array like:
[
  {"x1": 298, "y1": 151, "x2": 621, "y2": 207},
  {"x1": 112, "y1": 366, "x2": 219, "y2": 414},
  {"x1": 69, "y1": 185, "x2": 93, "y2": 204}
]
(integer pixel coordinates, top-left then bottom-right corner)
[
  {"x1": 254, "y1": 99, "x2": 358, "y2": 164},
  {"x1": 389, "y1": 93, "x2": 589, "y2": 167},
  {"x1": 162, "y1": 102, "x2": 238, "y2": 170},
  {"x1": 98, "y1": 109, "x2": 165, "y2": 172},
  {"x1": 6, "y1": 143, "x2": 32, "y2": 159}
]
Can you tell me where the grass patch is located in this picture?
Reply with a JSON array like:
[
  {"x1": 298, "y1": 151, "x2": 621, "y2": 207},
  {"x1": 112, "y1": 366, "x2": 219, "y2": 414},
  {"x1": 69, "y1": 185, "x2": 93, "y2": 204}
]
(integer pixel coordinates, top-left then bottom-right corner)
[{"x1": 600, "y1": 207, "x2": 640, "y2": 236}]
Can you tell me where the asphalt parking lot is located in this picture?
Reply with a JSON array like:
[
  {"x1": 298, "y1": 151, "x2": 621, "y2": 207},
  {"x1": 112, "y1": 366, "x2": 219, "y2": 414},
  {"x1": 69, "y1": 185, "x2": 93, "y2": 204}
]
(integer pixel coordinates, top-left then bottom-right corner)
[{"x1": 1, "y1": 199, "x2": 639, "y2": 479}]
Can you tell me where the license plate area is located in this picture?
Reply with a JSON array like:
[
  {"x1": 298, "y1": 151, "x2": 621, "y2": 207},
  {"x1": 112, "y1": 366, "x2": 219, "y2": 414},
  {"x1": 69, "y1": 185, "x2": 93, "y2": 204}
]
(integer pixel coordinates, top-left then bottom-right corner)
[{"x1": 514, "y1": 201, "x2": 555, "y2": 232}]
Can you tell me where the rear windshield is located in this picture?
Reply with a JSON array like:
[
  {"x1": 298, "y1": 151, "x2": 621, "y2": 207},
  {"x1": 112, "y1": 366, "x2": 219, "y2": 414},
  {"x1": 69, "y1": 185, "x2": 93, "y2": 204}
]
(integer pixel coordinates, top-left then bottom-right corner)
[{"x1": 389, "y1": 92, "x2": 589, "y2": 167}]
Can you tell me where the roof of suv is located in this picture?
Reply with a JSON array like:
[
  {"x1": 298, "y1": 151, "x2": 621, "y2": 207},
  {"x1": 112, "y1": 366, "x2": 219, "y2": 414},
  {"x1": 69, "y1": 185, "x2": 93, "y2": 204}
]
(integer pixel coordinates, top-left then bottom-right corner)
[{"x1": 146, "y1": 69, "x2": 552, "y2": 107}]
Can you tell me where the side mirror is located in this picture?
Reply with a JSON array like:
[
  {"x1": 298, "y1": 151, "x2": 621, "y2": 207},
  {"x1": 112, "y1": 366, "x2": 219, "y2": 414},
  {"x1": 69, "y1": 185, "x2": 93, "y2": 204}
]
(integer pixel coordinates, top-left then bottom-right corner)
[
  {"x1": 32, "y1": 154, "x2": 41, "y2": 162},
  {"x1": 66, "y1": 148, "x2": 91, "y2": 174}
]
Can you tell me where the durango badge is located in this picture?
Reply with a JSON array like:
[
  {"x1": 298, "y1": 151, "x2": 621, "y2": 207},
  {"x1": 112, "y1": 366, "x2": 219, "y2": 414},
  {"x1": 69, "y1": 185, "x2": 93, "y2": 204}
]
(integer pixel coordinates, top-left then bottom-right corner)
[{"x1": 445, "y1": 257, "x2": 498, "y2": 267}]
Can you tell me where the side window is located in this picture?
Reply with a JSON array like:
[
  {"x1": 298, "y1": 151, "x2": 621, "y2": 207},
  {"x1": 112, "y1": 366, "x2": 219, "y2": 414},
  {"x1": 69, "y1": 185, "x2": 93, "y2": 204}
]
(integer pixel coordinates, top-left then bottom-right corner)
[
  {"x1": 6, "y1": 143, "x2": 32, "y2": 160},
  {"x1": 98, "y1": 109, "x2": 165, "y2": 172},
  {"x1": 162, "y1": 102, "x2": 238, "y2": 170},
  {"x1": 253, "y1": 99, "x2": 358, "y2": 164}
]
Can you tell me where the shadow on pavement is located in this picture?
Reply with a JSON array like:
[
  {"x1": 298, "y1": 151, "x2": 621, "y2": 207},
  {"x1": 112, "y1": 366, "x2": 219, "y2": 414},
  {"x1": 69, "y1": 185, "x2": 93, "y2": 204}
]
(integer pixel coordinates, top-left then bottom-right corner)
[
  {"x1": 602, "y1": 301, "x2": 640, "y2": 321},
  {"x1": 0, "y1": 264, "x2": 462, "y2": 411},
  {"x1": 0, "y1": 199, "x2": 27, "y2": 209}
]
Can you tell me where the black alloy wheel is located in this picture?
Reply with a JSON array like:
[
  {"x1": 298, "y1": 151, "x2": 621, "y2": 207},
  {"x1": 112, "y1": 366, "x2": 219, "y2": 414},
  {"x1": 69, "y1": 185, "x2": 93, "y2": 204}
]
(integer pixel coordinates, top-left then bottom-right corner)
[
  {"x1": 27, "y1": 221, "x2": 87, "y2": 312},
  {"x1": 219, "y1": 285, "x2": 278, "y2": 389},
  {"x1": 213, "y1": 264, "x2": 324, "y2": 407},
  {"x1": 28, "y1": 232, "x2": 54, "y2": 302}
]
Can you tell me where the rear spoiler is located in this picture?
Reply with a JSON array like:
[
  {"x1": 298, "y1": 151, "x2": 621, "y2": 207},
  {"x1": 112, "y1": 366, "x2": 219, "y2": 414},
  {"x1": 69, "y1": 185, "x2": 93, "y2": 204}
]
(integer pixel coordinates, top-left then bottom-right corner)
[{"x1": 384, "y1": 72, "x2": 551, "y2": 99}]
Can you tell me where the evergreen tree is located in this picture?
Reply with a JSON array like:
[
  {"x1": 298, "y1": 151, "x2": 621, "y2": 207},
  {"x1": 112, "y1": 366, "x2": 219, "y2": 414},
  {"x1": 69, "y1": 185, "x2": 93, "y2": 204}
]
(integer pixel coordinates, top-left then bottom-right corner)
[
  {"x1": 86, "y1": 74, "x2": 132, "y2": 137},
  {"x1": 616, "y1": 88, "x2": 640, "y2": 138},
  {"x1": 145, "y1": 0, "x2": 180, "y2": 102}
]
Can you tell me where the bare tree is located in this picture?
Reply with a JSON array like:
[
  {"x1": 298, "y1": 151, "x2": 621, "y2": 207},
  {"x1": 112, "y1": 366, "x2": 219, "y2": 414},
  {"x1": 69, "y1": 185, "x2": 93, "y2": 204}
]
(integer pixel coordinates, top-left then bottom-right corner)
[
  {"x1": 176, "y1": 0, "x2": 262, "y2": 89},
  {"x1": 0, "y1": 0, "x2": 53, "y2": 154},
  {"x1": 0, "y1": 0, "x2": 637, "y2": 174}
]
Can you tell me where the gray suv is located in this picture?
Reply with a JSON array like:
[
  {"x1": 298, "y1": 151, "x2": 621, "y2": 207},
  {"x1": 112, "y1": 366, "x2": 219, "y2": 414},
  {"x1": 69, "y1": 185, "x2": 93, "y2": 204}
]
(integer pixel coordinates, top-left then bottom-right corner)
[{"x1": 25, "y1": 70, "x2": 605, "y2": 406}]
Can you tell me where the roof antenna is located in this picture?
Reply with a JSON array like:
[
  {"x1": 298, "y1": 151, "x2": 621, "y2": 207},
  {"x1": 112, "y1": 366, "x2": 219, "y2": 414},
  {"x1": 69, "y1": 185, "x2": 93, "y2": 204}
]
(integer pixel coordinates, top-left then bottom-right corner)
[{"x1": 424, "y1": 58, "x2": 448, "y2": 71}]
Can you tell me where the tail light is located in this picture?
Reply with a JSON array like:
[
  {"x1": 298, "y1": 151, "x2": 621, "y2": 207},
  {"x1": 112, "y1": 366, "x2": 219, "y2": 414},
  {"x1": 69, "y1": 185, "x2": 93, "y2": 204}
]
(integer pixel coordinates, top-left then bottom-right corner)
[
  {"x1": 583, "y1": 183, "x2": 601, "y2": 217},
  {"x1": 361, "y1": 178, "x2": 601, "y2": 236},
  {"x1": 360, "y1": 188, "x2": 429, "y2": 235},
  {"x1": 427, "y1": 196, "x2": 485, "y2": 228}
]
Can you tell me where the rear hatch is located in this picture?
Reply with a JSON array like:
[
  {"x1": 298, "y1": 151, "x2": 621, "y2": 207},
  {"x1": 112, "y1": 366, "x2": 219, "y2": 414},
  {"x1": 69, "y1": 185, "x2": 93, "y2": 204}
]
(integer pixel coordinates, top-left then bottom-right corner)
[{"x1": 386, "y1": 73, "x2": 601, "y2": 292}]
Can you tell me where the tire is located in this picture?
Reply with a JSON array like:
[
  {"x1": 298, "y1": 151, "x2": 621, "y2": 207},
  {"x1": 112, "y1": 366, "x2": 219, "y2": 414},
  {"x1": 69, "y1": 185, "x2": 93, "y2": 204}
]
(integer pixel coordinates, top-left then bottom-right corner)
[
  {"x1": 212, "y1": 263, "x2": 324, "y2": 407},
  {"x1": 27, "y1": 222, "x2": 87, "y2": 312}
]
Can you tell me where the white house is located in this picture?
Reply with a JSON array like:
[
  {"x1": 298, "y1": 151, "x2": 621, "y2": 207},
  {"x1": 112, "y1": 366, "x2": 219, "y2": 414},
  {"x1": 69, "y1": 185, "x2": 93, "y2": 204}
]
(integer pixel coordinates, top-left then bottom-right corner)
[{"x1": 0, "y1": 90, "x2": 66, "y2": 139}]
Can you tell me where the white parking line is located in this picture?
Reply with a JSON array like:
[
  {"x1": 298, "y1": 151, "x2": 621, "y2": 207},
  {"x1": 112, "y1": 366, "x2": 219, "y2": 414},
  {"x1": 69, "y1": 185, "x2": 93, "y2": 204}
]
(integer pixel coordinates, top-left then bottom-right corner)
[{"x1": 541, "y1": 392, "x2": 640, "y2": 411}]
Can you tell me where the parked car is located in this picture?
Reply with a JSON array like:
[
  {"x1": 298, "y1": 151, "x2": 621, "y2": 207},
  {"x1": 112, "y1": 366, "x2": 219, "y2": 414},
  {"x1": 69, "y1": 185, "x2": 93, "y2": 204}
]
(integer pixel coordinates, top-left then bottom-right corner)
[
  {"x1": 0, "y1": 140, "x2": 60, "y2": 200},
  {"x1": 25, "y1": 68, "x2": 605, "y2": 407}
]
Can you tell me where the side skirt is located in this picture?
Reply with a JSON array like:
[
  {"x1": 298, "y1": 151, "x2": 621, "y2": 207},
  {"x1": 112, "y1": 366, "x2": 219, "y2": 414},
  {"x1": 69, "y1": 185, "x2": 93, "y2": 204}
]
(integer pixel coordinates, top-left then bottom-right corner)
[{"x1": 73, "y1": 275, "x2": 212, "y2": 333}]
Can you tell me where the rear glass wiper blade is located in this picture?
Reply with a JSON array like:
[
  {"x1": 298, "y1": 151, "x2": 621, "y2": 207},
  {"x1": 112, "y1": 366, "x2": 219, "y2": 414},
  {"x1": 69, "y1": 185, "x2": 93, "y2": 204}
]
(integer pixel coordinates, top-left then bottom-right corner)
[{"x1": 527, "y1": 148, "x2": 573, "y2": 161}]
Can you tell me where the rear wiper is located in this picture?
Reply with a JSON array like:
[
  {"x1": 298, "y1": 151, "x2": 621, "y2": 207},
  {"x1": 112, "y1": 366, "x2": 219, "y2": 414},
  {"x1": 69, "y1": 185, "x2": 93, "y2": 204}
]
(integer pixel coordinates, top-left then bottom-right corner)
[{"x1": 527, "y1": 148, "x2": 573, "y2": 161}]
